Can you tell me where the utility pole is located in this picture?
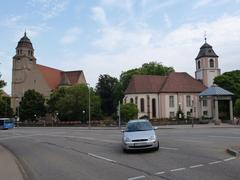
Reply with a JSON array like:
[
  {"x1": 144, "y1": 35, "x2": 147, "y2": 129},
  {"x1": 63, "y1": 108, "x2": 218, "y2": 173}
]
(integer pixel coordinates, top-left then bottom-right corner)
[{"x1": 118, "y1": 101, "x2": 121, "y2": 129}]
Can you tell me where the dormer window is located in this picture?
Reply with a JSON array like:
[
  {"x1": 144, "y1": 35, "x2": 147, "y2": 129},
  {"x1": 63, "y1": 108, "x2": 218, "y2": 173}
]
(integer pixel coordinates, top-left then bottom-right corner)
[{"x1": 209, "y1": 59, "x2": 214, "y2": 68}]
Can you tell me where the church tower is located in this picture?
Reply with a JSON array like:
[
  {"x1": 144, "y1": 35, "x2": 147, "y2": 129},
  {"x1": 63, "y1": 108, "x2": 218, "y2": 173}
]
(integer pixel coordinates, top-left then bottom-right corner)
[
  {"x1": 195, "y1": 38, "x2": 221, "y2": 87},
  {"x1": 11, "y1": 32, "x2": 36, "y2": 112}
]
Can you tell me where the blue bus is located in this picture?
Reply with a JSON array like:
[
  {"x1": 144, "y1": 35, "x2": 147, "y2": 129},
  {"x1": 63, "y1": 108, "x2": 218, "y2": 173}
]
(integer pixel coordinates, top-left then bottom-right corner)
[{"x1": 0, "y1": 118, "x2": 15, "y2": 130}]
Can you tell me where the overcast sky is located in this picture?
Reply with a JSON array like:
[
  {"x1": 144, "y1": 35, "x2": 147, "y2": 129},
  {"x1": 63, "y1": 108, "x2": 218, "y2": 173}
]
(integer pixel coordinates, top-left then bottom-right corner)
[{"x1": 0, "y1": 0, "x2": 240, "y2": 94}]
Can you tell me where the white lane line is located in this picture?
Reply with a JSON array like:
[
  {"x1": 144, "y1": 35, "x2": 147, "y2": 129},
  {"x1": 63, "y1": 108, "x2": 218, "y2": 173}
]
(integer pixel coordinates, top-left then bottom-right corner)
[
  {"x1": 208, "y1": 161, "x2": 222, "y2": 165},
  {"x1": 128, "y1": 176, "x2": 145, "y2": 180},
  {"x1": 190, "y1": 164, "x2": 204, "y2": 169},
  {"x1": 46, "y1": 134, "x2": 119, "y2": 144},
  {"x1": 208, "y1": 135, "x2": 240, "y2": 139},
  {"x1": 223, "y1": 157, "x2": 236, "y2": 162},
  {"x1": 170, "y1": 168, "x2": 186, "y2": 172},
  {"x1": 87, "y1": 153, "x2": 116, "y2": 163},
  {"x1": 155, "y1": 171, "x2": 165, "y2": 175},
  {"x1": 159, "y1": 146, "x2": 178, "y2": 150}
]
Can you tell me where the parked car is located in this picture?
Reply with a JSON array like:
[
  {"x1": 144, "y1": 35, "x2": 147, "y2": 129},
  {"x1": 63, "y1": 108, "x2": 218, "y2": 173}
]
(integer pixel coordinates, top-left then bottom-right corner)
[{"x1": 121, "y1": 119, "x2": 159, "y2": 152}]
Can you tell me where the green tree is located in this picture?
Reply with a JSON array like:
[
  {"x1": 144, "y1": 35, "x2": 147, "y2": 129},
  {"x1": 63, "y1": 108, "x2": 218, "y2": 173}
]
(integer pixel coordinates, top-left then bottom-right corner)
[
  {"x1": 234, "y1": 98, "x2": 240, "y2": 117},
  {"x1": 120, "y1": 103, "x2": 138, "y2": 122},
  {"x1": 0, "y1": 74, "x2": 6, "y2": 97},
  {"x1": 0, "y1": 74, "x2": 13, "y2": 117},
  {"x1": 47, "y1": 87, "x2": 66, "y2": 113},
  {"x1": 120, "y1": 62, "x2": 175, "y2": 92},
  {"x1": 96, "y1": 74, "x2": 119, "y2": 116},
  {"x1": 48, "y1": 84, "x2": 102, "y2": 122},
  {"x1": 19, "y1": 90, "x2": 46, "y2": 121},
  {"x1": 214, "y1": 70, "x2": 240, "y2": 99},
  {"x1": 0, "y1": 96, "x2": 13, "y2": 117}
]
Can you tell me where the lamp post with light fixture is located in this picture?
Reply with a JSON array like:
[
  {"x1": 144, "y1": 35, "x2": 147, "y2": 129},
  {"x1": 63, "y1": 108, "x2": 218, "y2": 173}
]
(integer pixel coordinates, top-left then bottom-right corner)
[{"x1": 86, "y1": 83, "x2": 91, "y2": 129}]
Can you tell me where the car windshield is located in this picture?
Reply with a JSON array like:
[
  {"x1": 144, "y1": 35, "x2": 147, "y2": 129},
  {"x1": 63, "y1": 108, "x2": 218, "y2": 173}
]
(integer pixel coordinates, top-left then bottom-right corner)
[{"x1": 125, "y1": 121, "x2": 153, "y2": 132}]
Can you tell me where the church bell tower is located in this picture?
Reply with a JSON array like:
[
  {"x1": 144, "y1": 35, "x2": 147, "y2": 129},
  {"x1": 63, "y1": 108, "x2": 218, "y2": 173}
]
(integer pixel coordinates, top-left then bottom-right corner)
[
  {"x1": 11, "y1": 32, "x2": 36, "y2": 112},
  {"x1": 195, "y1": 38, "x2": 221, "y2": 87}
]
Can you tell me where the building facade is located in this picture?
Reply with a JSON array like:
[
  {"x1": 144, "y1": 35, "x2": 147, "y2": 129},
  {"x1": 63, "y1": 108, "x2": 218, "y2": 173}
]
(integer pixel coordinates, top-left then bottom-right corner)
[
  {"x1": 11, "y1": 32, "x2": 86, "y2": 112},
  {"x1": 124, "y1": 41, "x2": 221, "y2": 119}
]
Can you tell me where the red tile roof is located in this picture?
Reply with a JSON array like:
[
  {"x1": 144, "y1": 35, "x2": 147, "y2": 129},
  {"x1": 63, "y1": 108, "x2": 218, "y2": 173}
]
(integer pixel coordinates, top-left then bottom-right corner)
[
  {"x1": 64, "y1": 71, "x2": 83, "y2": 85},
  {"x1": 160, "y1": 72, "x2": 206, "y2": 93},
  {"x1": 36, "y1": 64, "x2": 83, "y2": 90},
  {"x1": 125, "y1": 72, "x2": 206, "y2": 94},
  {"x1": 36, "y1": 64, "x2": 62, "y2": 90},
  {"x1": 125, "y1": 75, "x2": 167, "y2": 94}
]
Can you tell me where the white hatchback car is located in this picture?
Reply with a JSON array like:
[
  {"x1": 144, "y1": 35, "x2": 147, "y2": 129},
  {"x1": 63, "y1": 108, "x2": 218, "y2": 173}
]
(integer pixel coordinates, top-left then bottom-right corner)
[{"x1": 122, "y1": 119, "x2": 159, "y2": 152}]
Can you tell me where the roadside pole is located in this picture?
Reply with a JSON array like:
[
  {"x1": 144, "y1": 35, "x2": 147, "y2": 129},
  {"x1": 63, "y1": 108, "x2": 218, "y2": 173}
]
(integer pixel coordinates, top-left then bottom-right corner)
[{"x1": 118, "y1": 101, "x2": 121, "y2": 129}]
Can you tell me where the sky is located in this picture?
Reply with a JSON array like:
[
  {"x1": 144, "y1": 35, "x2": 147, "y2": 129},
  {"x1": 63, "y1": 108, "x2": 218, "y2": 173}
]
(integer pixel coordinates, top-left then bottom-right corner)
[{"x1": 0, "y1": 0, "x2": 240, "y2": 94}]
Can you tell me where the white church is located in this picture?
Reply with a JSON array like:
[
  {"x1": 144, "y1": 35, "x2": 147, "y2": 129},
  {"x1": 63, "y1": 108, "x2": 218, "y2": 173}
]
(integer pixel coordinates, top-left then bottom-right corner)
[{"x1": 124, "y1": 40, "x2": 234, "y2": 122}]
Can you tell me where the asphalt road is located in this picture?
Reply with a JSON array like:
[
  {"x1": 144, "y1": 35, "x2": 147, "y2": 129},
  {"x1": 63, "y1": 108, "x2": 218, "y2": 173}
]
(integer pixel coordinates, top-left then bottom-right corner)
[{"x1": 0, "y1": 127, "x2": 239, "y2": 180}]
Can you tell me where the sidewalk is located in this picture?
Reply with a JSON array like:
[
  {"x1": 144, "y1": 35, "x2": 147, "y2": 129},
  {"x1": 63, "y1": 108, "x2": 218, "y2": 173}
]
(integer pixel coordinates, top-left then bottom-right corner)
[
  {"x1": 156, "y1": 122, "x2": 240, "y2": 129},
  {"x1": 0, "y1": 145, "x2": 24, "y2": 180}
]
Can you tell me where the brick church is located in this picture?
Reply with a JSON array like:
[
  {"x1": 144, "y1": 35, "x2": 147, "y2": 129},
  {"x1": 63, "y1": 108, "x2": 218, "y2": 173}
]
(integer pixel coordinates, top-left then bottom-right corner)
[{"x1": 11, "y1": 32, "x2": 86, "y2": 112}]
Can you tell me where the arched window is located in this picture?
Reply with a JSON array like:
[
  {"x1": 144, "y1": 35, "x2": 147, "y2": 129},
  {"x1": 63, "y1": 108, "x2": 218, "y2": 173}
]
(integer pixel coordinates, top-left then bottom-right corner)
[
  {"x1": 130, "y1": 98, "x2": 134, "y2": 104},
  {"x1": 152, "y1": 99, "x2": 156, "y2": 118},
  {"x1": 209, "y1": 59, "x2": 214, "y2": 68},
  {"x1": 140, "y1": 98, "x2": 145, "y2": 112},
  {"x1": 197, "y1": 61, "x2": 201, "y2": 69}
]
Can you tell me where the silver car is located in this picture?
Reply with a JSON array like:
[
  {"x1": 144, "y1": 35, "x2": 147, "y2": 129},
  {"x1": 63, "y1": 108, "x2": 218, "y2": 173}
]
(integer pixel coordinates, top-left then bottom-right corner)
[{"x1": 122, "y1": 119, "x2": 159, "y2": 152}]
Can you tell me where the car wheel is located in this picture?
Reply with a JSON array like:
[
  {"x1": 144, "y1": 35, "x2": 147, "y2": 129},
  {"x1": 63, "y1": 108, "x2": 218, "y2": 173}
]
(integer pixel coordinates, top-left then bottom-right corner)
[
  {"x1": 123, "y1": 148, "x2": 129, "y2": 153},
  {"x1": 154, "y1": 141, "x2": 159, "y2": 151}
]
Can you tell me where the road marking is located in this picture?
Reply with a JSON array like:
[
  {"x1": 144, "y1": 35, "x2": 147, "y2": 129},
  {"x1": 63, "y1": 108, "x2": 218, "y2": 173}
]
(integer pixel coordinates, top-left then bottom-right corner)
[
  {"x1": 208, "y1": 161, "x2": 222, "y2": 165},
  {"x1": 208, "y1": 135, "x2": 240, "y2": 139},
  {"x1": 155, "y1": 171, "x2": 165, "y2": 175},
  {"x1": 170, "y1": 168, "x2": 186, "y2": 172},
  {"x1": 128, "y1": 176, "x2": 145, "y2": 180},
  {"x1": 87, "y1": 153, "x2": 116, "y2": 163},
  {"x1": 159, "y1": 146, "x2": 178, "y2": 150},
  {"x1": 223, "y1": 157, "x2": 236, "y2": 162},
  {"x1": 190, "y1": 164, "x2": 204, "y2": 168}
]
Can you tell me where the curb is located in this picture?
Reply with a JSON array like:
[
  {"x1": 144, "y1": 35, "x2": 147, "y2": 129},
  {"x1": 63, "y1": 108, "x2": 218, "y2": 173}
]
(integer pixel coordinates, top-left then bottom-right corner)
[{"x1": 227, "y1": 147, "x2": 240, "y2": 157}]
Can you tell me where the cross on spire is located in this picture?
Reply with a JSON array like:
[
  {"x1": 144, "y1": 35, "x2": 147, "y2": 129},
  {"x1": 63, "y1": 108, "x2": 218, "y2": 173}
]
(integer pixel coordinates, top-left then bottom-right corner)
[{"x1": 204, "y1": 31, "x2": 207, "y2": 43}]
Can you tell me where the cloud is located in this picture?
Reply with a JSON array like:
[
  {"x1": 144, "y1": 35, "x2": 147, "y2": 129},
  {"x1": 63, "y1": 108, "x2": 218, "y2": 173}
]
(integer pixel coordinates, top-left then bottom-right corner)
[
  {"x1": 92, "y1": 25, "x2": 154, "y2": 52},
  {"x1": 0, "y1": 15, "x2": 23, "y2": 28},
  {"x1": 164, "y1": 14, "x2": 172, "y2": 28},
  {"x1": 60, "y1": 27, "x2": 81, "y2": 44},
  {"x1": 81, "y1": 14, "x2": 240, "y2": 87},
  {"x1": 30, "y1": 0, "x2": 68, "y2": 20},
  {"x1": 91, "y1": 6, "x2": 108, "y2": 25},
  {"x1": 193, "y1": 0, "x2": 233, "y2": 9}
]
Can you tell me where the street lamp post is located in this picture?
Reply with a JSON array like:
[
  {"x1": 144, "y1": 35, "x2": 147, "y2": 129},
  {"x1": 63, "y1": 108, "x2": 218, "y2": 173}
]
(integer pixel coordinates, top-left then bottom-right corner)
[{"x1": 87, "y1": 83, "x2": 91, "y2": 129}]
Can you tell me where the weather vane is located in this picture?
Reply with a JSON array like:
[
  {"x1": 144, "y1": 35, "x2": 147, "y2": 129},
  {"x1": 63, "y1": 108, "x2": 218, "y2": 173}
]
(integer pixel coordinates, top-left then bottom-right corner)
[{"x1": 204, "y1": 31, "x2": 207, "y2": 43}]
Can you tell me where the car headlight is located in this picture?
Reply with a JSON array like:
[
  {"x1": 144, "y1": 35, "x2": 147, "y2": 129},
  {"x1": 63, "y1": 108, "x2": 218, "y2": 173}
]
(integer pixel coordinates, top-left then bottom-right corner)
[
  {"x1": 124, "y1": 137, "x2": 131, "y2": 142},
  {"x1": 149, "y1": 135, "x2": 156, "y2": 141}
]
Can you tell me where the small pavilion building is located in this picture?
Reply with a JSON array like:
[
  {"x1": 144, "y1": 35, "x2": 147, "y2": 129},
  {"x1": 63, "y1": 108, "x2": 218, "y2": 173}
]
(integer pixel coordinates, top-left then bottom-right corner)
[{"x1": 199, "y1": 85, "x2": 234, "y2": 123}]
